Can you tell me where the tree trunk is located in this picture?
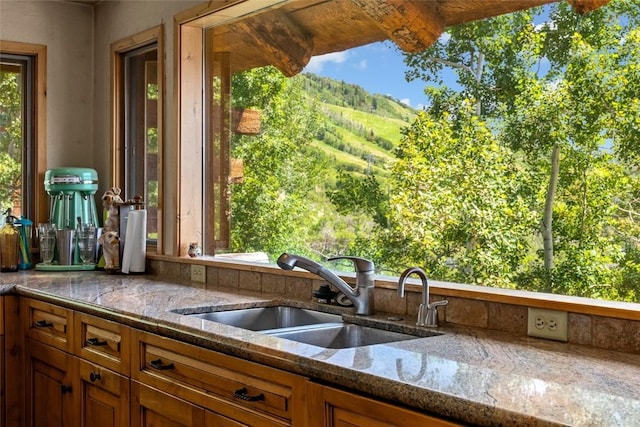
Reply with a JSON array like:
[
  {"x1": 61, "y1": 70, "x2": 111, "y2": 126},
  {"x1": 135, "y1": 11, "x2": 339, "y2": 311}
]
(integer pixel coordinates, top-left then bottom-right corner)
[{"x1": 542, "y1": 144, "x2": 560, "y2": 271}]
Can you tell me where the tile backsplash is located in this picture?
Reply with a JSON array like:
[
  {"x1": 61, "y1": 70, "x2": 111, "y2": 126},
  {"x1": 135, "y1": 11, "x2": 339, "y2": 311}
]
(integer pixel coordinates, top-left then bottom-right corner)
[{"x1": 147, "y1": 258, "x2": 640, "y2": 354}]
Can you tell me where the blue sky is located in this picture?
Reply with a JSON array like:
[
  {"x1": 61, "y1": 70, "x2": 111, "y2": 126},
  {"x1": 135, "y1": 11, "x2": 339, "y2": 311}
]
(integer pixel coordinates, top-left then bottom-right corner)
[{"x1": 303, "y1": 41, "x2": 432, "y2": 110}]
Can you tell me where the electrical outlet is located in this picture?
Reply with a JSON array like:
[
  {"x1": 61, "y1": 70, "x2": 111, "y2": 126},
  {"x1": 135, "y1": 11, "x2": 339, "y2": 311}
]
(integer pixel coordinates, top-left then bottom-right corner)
[
  {"x1": 527, "y1": 308, "x2": 568, "y2": 342},
  {"x1": 191, "y1": 264, "x2": 206, "y2": 283}
]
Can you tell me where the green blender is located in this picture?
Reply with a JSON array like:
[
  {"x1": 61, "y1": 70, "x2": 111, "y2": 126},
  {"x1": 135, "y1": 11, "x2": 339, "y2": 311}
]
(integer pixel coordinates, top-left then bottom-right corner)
[{"x1": 36, "y1": 167, "x2": 99, "y2": 271}]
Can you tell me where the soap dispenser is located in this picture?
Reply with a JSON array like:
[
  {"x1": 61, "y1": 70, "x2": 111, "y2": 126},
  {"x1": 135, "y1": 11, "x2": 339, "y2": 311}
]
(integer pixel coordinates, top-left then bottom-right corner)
[{"x1": 0, "y1": 208, "x2": 19, "y2": 272}]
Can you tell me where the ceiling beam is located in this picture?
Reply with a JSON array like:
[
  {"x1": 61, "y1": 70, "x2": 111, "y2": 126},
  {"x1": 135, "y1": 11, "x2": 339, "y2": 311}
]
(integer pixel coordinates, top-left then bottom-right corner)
[
  {"x1": 350, "y1": 0, "x2": 445, "y2": 53},
  {"x1": 235, "y1": 10, "x2": 313, "y2": 77},
  {"x1": 567, "y1": 0, "x2": 612, "y2": 14}
]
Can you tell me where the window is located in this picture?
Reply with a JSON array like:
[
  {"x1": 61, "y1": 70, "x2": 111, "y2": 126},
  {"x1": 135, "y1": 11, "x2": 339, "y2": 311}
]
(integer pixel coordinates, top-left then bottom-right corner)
[
  {"x1": 111, "y1": 26, "x2": 163, "y2": 249},
  {"x1": 0, "y1": 41, "x2": 46, "y2": 223},
  {"x1": 178, "y1": 2, "x2": 640, "y2": 305}
]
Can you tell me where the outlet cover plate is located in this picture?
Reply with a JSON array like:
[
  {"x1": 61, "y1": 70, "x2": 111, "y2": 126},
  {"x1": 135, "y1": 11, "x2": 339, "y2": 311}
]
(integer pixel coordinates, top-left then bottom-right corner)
[
  {"x1": 527, "y1": 307, "x2": 568, "y2": 342},
  {"x1": 191, "y1": 264, "x2": 206, "y2": 283}
]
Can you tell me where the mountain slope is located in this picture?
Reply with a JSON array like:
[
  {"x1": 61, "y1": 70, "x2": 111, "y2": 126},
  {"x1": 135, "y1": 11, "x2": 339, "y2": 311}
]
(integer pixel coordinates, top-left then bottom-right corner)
[{"x1": 300, "y1": 73, "x2": 417, "y2": 180}]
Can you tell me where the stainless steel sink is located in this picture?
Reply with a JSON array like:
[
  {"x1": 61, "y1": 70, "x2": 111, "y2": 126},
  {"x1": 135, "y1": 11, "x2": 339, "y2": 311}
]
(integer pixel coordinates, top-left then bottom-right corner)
[
  {"x1": 178, "y1": 305, "x2": 426, "y2": 348},
  {"x1": 270, "y1": 323, "x2": 417, "y2": 348},
  {"x1": 186, "y1": 306, "x2": 342, "y2": 331}
]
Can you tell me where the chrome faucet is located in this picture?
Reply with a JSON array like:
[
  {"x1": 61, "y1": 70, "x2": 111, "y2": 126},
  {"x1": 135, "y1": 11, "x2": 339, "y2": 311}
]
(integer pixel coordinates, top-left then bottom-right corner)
[
  {"x1": 398, "y1": 267, "x2": 448, "y2": 327},
  {"x1": 277, "y1": 253, "x2": 375, "y2": 315}
]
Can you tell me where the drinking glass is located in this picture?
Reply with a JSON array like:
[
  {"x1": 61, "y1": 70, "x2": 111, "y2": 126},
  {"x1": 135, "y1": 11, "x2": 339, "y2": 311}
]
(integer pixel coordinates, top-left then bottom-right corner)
[
  {"x1": 77, "y1": 224, "x2": 96, "y2": 264},
  {"x1": 38, "y1": 223, "x2": 56, "y2": 264}
]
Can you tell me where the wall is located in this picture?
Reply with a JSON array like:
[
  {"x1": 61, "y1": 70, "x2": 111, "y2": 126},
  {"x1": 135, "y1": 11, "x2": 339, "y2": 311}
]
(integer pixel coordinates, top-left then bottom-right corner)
[
  {"x1": 1, "y1": 0, "x2": 201, "y2": 251},
  {"x1": 92, "y1": 0, "x2": 201, "y2": 254},
  {"x1": 0, "y1": 1, "x2": 94, "y2": 169}
]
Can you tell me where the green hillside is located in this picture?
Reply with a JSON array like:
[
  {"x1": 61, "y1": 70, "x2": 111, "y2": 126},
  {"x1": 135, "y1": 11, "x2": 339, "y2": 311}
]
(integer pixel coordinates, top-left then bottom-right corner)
[{"x1": 300, "y1": 73, "x2": 417, "y2": 181}]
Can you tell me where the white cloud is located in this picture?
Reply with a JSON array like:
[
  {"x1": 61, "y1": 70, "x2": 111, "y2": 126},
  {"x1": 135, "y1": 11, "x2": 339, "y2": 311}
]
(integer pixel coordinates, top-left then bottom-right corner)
[
  {"x1": 356, "y1": 59, "x2": 367, "y2": 70},
  {"x1": 400, "y1": 98, "x2": 411, "y2": 106},
  {"x1": 304, "y1": 51, "x2": 349, "y2": 73}
]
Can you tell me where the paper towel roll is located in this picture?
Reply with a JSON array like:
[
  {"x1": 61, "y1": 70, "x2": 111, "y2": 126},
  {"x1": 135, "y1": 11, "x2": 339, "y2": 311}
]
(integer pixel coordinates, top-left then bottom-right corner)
[{"x1": 121, "y1": 209, "x2": 146, "y2": 273}]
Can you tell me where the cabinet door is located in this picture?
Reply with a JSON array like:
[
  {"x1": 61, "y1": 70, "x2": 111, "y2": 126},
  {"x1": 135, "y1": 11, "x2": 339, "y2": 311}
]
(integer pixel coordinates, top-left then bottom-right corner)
[
  {"x1": 307, "y1": 383, "x2": 461, "y2": 427},
  {"x1": 77, "y1": 358, "x2": 129, "y2": 427},
  {"x1": 25, "y1": 339, "x2": 78, "y2": 427},
  {"x1": 131, "y1": 381, "x2": 205, "y2": 427}
]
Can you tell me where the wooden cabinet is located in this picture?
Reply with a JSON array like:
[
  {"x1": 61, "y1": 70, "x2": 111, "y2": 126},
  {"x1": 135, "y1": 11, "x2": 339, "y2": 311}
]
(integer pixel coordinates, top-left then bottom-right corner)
[
  {"x1": 25, "y1": 339, "x2": 78, "y2": 427},
  {"x1": 4, "y1": 296, "x2": 23, "y2": 427},
  {"x1": 307, "y1": 383, "x2": 462, "y2": 427},
  {"x1": 23, "y1": 298, "x2": 74, "y2": 353},
  {"x1": 132, "y1": 330, "x2": 307, "y2": 427},
  {"x1": 74, "y1": 312, "x2": 131, "y2": 376},
  {"x1": 16, "y1": 297, "x2": 465, "y2": 427},
  {"x1": 22, "y1": 299, "x2": 130, "y2": 427},
  {"x1": 0, "y1": 297, "x2": 4, "y2": 427},
  {"x1": 77, "y1": 358, "x2": 129, "y2": 427}
]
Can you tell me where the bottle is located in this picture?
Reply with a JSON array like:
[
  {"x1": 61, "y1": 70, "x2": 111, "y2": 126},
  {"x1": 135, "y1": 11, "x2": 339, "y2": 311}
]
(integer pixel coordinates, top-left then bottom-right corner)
[{"x1": 0, "y1": 209, "x2": 20, "y2": 272}]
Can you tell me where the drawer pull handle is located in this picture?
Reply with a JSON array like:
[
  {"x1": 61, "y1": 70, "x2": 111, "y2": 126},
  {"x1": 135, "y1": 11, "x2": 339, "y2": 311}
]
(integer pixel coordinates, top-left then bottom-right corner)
[
  {"x1": 149, "y1": 359, "x2": 175, "y2": 371},
  {"x1": 86, "y1": 337, "x2": 108, "y2": 346},
  {"x1": 34, "y1": 320, "x2": 53, "y2": 328},
  {"x1": 90, "y1": 372, "x2": 101, "y2": 382},
  {"x1": 61, "y1": 385, "x2": 72, "y2": 395},
  {"x1": 233, "y1": 387, "x2": 265, "y2": 402}
]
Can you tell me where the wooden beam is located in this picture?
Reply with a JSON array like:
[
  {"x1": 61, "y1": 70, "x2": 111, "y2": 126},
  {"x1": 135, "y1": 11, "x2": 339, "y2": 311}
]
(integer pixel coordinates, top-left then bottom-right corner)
[
  {"x1": 236, "y1": 10, "x2": 313, "y2": 77},
  {"x1": 350, "y1": 0, "x2": 445, "y2": 53},
  {"x1": 567, "y1": 0, "x2": 611, "y2": 14}
]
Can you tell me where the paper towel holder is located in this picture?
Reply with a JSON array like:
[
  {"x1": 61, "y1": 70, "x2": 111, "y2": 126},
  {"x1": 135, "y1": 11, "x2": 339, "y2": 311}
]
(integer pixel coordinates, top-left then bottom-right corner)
[{"x1": 117, "y1": 196, "x2": 145, "y2": 268}]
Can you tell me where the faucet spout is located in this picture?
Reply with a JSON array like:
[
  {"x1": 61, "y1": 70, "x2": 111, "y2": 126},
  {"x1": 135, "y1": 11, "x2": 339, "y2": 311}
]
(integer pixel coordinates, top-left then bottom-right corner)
[
  {"x1": 398, "y1": 267, "x2": 448, "y2": 327},
  {"x1": 277, "y1": 253, "x2": 375, "y2": 315}
]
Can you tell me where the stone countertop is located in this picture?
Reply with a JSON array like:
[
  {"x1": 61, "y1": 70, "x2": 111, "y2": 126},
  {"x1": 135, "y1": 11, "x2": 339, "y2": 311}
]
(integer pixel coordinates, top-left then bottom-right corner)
[{"x1": 3, "y1": 271, "x2": 639, "y2": 426}]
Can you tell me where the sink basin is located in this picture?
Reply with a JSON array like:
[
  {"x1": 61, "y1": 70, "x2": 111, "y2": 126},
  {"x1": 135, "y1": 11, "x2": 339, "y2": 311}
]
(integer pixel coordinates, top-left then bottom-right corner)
[
  {"x1": 270, "y1": 323, "x2": 416, "y2": 348},
  {"x1": 186, "y1": 306, "x2": 342, "y2": 331},
  {"x1": 178, "y1": 305, "x2": 427, "y2": 349}
]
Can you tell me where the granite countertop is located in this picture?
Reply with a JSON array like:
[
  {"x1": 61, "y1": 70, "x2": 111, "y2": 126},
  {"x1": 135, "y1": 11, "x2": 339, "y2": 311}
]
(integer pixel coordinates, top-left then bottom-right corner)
[{"x1": 2, "y1": 271, "x2": 639, "y2": 426}]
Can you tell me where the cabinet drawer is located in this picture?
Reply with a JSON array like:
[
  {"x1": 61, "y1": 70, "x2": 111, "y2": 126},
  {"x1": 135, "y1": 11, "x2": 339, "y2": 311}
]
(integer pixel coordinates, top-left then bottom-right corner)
[
  {"x1": 75, "y1": 312, "x2": 130, "y2": 375},
  {"x1": 23, "y1": 298, "x2": 73, "y2": 352},
  {"x1": 132, "y1": 330, "x2": 307, "y2": 425}
]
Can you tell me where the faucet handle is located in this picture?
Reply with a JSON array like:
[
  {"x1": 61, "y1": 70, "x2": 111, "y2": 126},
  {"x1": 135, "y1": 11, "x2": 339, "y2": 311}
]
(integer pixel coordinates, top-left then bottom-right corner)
[{"x1": 327, "y1": 256, "x2": 375, "y2": 273}]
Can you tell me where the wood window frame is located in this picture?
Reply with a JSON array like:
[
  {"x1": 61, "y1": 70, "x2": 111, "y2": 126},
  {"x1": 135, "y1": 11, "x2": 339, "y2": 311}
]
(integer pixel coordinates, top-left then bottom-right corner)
[
  {"x1": 174, "y1": 0, "x2": 285, "y2": 257},
  {"x1": 111, "y1": 25, "x2": 164, "y2": 253},
  {"x1": 0, "y1": 41, "x2": 47, "y2": 224}
]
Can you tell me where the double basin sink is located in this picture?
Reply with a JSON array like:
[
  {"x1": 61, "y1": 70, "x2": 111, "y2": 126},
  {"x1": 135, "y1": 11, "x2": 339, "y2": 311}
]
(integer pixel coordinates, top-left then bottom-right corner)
[{"x1": 178, "y1": 306, "x2": 430, "y2": 349}]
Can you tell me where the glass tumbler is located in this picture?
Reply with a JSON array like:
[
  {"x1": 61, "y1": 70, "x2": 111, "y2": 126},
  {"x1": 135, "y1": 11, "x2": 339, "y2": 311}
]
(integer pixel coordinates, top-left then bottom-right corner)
[
  {"x1": 38, "y1": 223, "x2": 56, "y2": 264},
  {"x1": 77, "y1": 224, "x2": 96, "y2": 264}
]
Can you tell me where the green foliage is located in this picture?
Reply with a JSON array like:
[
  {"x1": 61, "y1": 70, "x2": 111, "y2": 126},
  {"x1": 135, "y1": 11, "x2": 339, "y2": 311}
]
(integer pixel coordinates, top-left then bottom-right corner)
[
  {"x1": 397, "y1": 0, "x2": 640, "y2": 301},
  {"x1": 327, "y1": 171, "x2": 389, "y2": 227},
  {"x1": 382, "y1": 107, "x2": 537, "y2": 285},
  {"x1": 0, "y1": 70, "x2": 22, "y2": 211},
  {"x1": 230, "y1": 68, "x2": 324, "y2": 259}
]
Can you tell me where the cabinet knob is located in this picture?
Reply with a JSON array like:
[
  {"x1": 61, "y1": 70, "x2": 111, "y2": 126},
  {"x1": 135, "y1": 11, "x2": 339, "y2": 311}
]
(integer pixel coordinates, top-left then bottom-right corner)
[
  {"x1": 149, "y1": 358, "x2": 175, "y2": 371},
  {"x1": 233, "y1": 387, "x2": 265, "y2": 402},
  {"x1": 89, "y1": 372, "x2": 101, "y2": 382},
  {"x1": 61, "y1": 385, "x2": 72, "y2": 395}
]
